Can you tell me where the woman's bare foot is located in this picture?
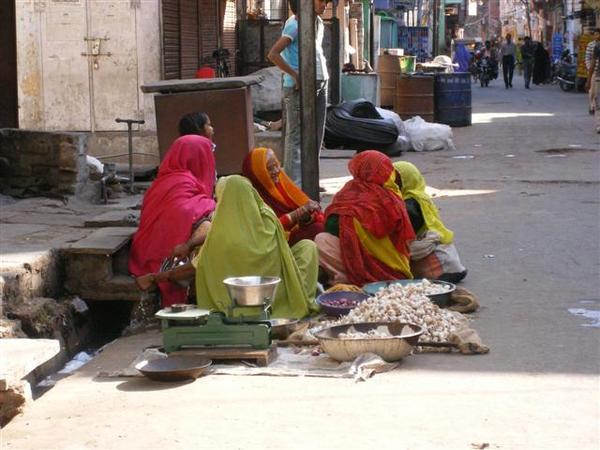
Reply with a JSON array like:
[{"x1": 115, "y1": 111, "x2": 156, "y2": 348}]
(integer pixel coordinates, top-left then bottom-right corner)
[{"x1": 135, "y1": 273, "x2": 156, "y2": 291}]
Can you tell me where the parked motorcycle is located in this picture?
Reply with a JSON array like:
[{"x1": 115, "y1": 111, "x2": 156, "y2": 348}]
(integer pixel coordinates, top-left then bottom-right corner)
[{"x1": 555, "y1": 50, "x2": 577, "y2": 92}]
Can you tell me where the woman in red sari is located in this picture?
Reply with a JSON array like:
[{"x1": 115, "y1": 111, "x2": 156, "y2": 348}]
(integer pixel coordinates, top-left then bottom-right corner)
[
  {"x1": 315, "y1": 150, "x2": 415, "y2": 286},
  {"x1": 128, "y1": 135, "x2": 216, "y2": 307},
  {"x1": 242, "y1": 147, "x2": 324, "y2": 246}
]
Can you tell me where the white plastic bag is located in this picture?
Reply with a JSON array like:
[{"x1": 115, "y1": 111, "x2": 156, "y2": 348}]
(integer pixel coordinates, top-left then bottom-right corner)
[{"x1": 404, "y1": 116, "x2": 456, "y2": 152}]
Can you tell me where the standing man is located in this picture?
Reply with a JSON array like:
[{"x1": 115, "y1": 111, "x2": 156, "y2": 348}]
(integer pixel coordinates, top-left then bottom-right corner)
[
  {"x1": 585, "y1": 29, "x2": 600, "y2": 115},
  {"x1": 268, "y1": 0, "x2": 330, "y2": 186},
  {"x1": 520, "y1": 36, "x2": 536, "y2": 89},
  {"x1": 501, "y1": 34, "x2": 517, "y2": 88},
  {"x1": 585, "y1": 36, "x2": 600, "y2": 134}
]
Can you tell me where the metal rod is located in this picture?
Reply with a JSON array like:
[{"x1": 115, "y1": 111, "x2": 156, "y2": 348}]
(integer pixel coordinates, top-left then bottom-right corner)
[
  {"x1": 298, "y1": 1, "x2": 319, "y2": 200},
  {"x1": 127, "y1": 122, "x2": 134, "y2": 193}
]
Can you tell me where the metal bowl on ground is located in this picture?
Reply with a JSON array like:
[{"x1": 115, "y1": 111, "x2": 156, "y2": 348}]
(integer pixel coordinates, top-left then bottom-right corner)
[
  {"x1": 135, "y1": 356, "x2": 212, "y2": 382},
  {"x1": 313, "y1": 322, "x2": 424, "y2": 362},
  {"x1": 361, "y1": 279, "x2": 456, "y2": 307},
  {"x1": 269, "y1": 318, "x2": 300, "y2": 340},
  {"x1": 316, "y1": 291, "x2": 370, "y2": 317},
  {"x1": 223, "y1": 276, "x2": 281, "y2": 306}
]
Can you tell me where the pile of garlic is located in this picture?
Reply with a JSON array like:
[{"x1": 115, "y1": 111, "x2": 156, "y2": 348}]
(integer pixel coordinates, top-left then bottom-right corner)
[{"x1": 334, "y1": 282, "x2": 463, "y2": 342}]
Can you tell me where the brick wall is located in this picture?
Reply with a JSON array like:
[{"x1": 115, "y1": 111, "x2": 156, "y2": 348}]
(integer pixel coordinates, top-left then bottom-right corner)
[{"x1": 0, "y1": 129, "x2": 88, "y2": 196}]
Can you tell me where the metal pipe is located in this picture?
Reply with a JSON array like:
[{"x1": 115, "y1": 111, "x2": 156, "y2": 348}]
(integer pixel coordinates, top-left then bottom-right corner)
[{"x1": 298, "y1": 1, "x2": 319, "y2": 200}]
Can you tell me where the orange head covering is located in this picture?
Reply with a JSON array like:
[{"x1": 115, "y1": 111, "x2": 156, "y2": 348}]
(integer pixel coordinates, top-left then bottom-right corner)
[{"x1": 242, "y1": 148, "x2": 309, "y2": 215}]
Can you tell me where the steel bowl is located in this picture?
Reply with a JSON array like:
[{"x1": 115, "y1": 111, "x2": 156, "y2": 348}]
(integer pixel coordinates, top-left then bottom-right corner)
[
  {"x1": 362, "y1": 279, "x2": 456, "y2": 307},
  {"x1": 269, "y1": 318, "x2": 300, "y2": 340},
  {"x1": 313, "y1": 322, "x2": 424, "y2": 362},
  {"x1": 223, "y1": 276, "x2": 281, "y2": 306},
  {"x1": 316, "y1": 291, "x2": 370, "y2": 317},
  {"x1": 135, "y1": 356, "x2": 212, "y2": 382}
]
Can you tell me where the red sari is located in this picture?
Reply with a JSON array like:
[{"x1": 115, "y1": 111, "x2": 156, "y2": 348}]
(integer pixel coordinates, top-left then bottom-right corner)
[
  {"x1": 242, "y1": 148, "x2": 324, "y2": 245},
  {"x1": 324, "y1": 151, "x2": 415, "y2": 285},
  {"x1": 128, "y1": 135, "x2": 216, "y2": 306}
]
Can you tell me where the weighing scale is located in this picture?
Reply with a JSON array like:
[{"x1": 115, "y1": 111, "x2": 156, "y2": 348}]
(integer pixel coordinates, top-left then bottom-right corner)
[{"x1": 156, "y1": 277, "x2": 278, "y2": 353}]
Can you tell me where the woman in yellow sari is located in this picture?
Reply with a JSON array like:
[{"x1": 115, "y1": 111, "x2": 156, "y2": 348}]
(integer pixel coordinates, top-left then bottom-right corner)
[{"x1": 394, "y1": 161, "x2": 467, "y2": 283}]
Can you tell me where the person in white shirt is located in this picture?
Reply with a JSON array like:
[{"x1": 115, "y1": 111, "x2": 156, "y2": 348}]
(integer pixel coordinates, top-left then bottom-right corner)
[
  {"x1": 585, "y1": 29, "x2": 600, "y2": 114},
  {"x1": 501, "y1": 34, "x2": 517, "y2": 88}
]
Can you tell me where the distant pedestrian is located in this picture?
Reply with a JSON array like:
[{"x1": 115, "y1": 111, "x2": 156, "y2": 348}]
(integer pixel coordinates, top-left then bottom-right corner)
[
  {"x1": 585, "y1": 38, "x2": 600, "y2": 133},
  {"x1": 585, "y1": 29, "x2": 600, "y2": 114},
  {"x1": 520, "y1": 36, "x2": 536, "y2": 88},
  {"x1": 501, "y1": 34, "x2": 517, "y2": 88},
  {"x1": 533, "y1": 43, "x2": 551, "y2": 85}
]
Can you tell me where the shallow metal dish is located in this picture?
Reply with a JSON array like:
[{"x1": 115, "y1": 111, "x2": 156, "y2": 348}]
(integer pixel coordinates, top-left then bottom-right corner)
[
  {"x1": 362, "y1": 279, "x2": 456, "y2": 307},
  {"x1": 135, "y1": 356, "x2": 211, "y2": 382},
  {"x1": 316, "y1": 291, "x2": 370, "y2": 317},
  {"x1": 313, "y1": 322, "x2": 424, "y2": 362},
  {"x1": 269, "y1": 318, "x2": 300, "y2": 340},
  {"x1": 223, "y1": 276, "x2": 281, "y2": 306}
]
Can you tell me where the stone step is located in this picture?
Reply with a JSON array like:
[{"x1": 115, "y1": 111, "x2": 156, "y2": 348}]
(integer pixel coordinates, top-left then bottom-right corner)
[
  {"x1": 0, "y1": 338, "x2": 60, "y2": 426},
  {"x1": 66, "y1": 274, "x2": 140, "y2": 302},
  {"x1": 62, "y1": 227, "x2": 139, "y2": 301},
  {"x1": 63, "y1": 226, "x2": 134, "y2": 255}
]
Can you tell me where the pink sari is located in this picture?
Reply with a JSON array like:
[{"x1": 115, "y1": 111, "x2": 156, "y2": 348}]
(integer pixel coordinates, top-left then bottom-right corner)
[{"x1": 128, "y1": 135, "x2": 216, "y2": 306}]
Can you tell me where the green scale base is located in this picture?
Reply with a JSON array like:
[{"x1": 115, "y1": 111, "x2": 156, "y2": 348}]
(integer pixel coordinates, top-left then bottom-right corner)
[{"x1": 161, "y1": 312, "x2": 271, "y2": 353}]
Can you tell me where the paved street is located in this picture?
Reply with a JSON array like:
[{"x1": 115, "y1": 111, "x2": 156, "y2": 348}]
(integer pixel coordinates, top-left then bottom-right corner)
[{"x1": 3, "y1": 82, "x2": 599, "y2": 450}]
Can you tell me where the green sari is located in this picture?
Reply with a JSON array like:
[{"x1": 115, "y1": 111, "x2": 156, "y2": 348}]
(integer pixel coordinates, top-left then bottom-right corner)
[{"x1": 193, "y1": 175, "x2": 319, "y2": 318}]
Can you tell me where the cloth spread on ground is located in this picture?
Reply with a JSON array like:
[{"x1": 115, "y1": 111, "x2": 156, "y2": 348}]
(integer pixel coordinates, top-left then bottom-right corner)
[
  {"x1": 242, "y1": 148, "x2": 324, "y2": 244},
  {"x1": 128, "y1": 135, "x2": 216, "y2": 306},
  {"x1": 325, "y1": 151, "x2": 415, "y2": 285},
  {"x1": 192, "y1": 175, "x2": 319, "y2": 319},
  {"x1": 99, "y1": 347, "x2": 398, "y2": 382}
]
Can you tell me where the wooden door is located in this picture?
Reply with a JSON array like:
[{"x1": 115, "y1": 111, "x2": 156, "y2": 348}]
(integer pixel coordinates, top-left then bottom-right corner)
[
  {"x1": 88, "y1": 1, "x2": 140, "y2": 130},
  {"x1": 39, "y1": 0, "x2": 140, "y2": 131},
  {"x1": 41, "y1": 0, "x2": 91, "y2": 130}
]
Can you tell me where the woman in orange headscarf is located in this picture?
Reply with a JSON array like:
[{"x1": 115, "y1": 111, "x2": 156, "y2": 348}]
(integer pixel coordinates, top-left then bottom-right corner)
[
  {"x1": 315, "y1": 150, "x2": 415, "y2": 286},
  {"x1": 242, "y1": 147, "x2": 324, "y2": 245}
]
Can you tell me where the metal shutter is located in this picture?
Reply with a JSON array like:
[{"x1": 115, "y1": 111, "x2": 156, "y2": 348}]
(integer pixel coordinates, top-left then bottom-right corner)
[
  {"x1": 222, "y1": 0, "x2": 237, "y2": 75},
  {"x1": 180, "y1": 0, "x2": 200, "y2": 78},
  {"x1": 199, "y1": 0, "x2": 219, "y2": 71},
  {"x1": 162, "y1": 0, "x2": 180, "y2": 79}
]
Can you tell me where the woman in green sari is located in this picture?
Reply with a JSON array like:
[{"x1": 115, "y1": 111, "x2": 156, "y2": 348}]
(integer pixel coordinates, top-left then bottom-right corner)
[
  {"x1": 136, "y1": 175, "x2": 319, "y2": 318},
  {"x1": 193, "y1": 175, "x2": 319, "y2": 318}
]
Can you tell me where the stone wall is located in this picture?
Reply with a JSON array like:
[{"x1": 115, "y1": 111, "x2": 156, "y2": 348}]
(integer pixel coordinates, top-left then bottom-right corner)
[{"x1": 0, "y1": 129, "x2": 88, "y2": 197}]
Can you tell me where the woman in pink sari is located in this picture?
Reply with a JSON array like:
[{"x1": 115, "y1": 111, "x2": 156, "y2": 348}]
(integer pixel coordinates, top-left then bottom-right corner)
[{"x1": 128, "y1": 135, "x2": 216, "y2": 306}]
